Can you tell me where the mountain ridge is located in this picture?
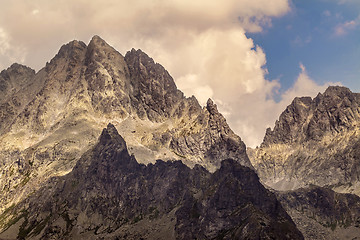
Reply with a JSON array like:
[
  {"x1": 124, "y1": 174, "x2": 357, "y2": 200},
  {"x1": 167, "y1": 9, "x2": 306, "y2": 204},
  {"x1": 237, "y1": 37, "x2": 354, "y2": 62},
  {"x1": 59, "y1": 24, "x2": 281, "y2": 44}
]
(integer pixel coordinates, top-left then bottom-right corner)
[
  {"x1": 1, "y1": 35, "x2": 360, "y2": 239},
  {"x1": 250, "y1": 85, "x2": 360, "y2": 195},
  {"x1": 0, "y1": 123, "x2": 303, "y2": 240},
  {"x1": 0, "y1": 35, "x2": 250, "y2": 215}
]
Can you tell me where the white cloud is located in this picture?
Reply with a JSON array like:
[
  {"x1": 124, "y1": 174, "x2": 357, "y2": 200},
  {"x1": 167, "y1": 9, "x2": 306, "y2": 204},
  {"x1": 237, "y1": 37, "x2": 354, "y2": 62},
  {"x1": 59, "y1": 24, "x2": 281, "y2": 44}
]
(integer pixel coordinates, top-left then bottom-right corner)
[
  {"x1": 0, "y1": 28, "x2": 10, "y2": 55},
  {"x1": 334, "y1": 16, "x2": 360, "y2": 36},
  {"x1": 0, "y1": 28, "x2": 26, "y2": 69},
  {"x1": 165, "y1": 27, "x2": 269, "y2": 100},
  {"x1": 0, "y1": 0, "x2": 290, "y2": 70},
  {"x1": 176, "y1": 74, "x2": 213, "y2": 106},
  {"x1": 32, "y1": 9, "x2": 40, "y2": 15},
  {"x1": 0, "y1": 0, "x2": 340, "y2": 148}
]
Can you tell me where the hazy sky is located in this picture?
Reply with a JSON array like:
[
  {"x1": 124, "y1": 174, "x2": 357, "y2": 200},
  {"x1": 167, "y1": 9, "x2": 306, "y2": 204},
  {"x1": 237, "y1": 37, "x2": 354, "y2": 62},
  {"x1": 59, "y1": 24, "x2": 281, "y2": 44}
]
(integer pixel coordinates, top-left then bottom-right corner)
[{"x1": 0, "y1": 0, "x2": 359, "y2": 147}]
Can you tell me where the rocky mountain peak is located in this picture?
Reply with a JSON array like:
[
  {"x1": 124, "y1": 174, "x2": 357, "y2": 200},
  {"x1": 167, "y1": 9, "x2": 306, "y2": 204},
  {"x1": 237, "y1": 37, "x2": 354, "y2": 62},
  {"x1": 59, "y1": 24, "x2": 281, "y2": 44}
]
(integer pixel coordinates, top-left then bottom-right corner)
[
  {"x1": 206, "y1": 98, "x2": 216, "y2": 112},
  {"x1": 52, "y1": 39, "x2": 87, "y2": 61},
  {"x1": 205, "y1": 98, "x2": 229, "y2": 120},
  {"x1": 262, "y1": 96, "x2": 313, "y2": 146},
  {"x1": 323, "y1": 85, "x2": 353, "y2": 98},
  {"x1": 45, "y1": 39, "x2": 87, "y2": 77},
  {"x1": 0, "y1": 63, "x2": 36, "y2": 97},
  {"x1": 89, "y1": 35, "x2": 107, "y2": 46},
  {"x1": 124, "y1": 47, "x2": 183, "y2": 121},
  {"x1": 85, "y1": 35, "x2": 122, "y2": 63},
  {"x1": 124, "y1": 48, "x2": 178, "y2": 93},
  {"x1": 251, "y1": 86, "x2": 360, "y2": 196},
  {"x1": 1, "y1": 63, "x2": 35, "y2": 77},
  {"x1": 98, "y1": 123, "x2": 127, "y2": 149},
  {"x1": 262, "y1": 86, "x2": 360, "y2": 146}
]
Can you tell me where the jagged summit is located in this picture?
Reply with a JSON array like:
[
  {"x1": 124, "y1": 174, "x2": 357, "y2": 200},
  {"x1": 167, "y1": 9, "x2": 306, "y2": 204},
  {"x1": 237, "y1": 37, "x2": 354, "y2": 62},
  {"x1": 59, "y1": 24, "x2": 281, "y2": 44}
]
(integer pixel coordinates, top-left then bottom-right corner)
[
  {"x1": 0, "y1": 63, "x2": 36, "y2": 94},
  {"x1": 0, "y1": 61, "x2": 44, "y2": 136},
  {"x1": 1, "y1": 63, "x2": 35, "y2": 74},
  {"x1": 98, "y1": 123, "x2": 127, "y2": 148},
  {"x1": 323, "y1": 85, "x2": 352, "y2": 97},
  {"x1": 262, "y1": 85, "x2": 360, "y2": 146},
  {"x1": 261, "y1": 96, "x2": 313, "y2": 146},
  {"x1": 86, "y1": 35, "x2": 123, "y2": 62},
  {"x1": 205, "y1": 98, "x2": 226, "y2": 118},
  {"x1": 124, "y1": 46, "x2": 182, "y2": 121},
  {"x1": 250, "y1": 86, "x2": 360, "y2": 238},
  {"x1": 89, "y1": 34, "x2": 106, "y2": 44},
  {"x1": 206, "y1": 98, "x2": 215, "y2": 110},
  {"x1": 51, "y1": 39, "x2": 87, "y2": 61},
  {"x1": 250, "y1": 86, "x2": 360, "y2": 195}
]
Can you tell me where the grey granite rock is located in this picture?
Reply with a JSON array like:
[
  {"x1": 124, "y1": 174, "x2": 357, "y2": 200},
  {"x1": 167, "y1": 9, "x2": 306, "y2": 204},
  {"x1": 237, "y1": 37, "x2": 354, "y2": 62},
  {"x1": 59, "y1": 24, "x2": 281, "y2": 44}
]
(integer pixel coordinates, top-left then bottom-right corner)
[
  {"x1": 250, "y1": 86, "x2": 360, "y2": 195},
  {"x1": 277, "y1": 186, "x2": 360, "y2": 240}
]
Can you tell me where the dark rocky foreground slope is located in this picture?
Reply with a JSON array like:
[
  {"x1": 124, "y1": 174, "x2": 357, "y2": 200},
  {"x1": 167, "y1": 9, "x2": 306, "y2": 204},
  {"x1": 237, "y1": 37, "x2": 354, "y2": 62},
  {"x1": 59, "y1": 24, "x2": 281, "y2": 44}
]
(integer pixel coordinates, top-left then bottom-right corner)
[
  {"x1": 250, "y1": 86, "x2": 360, "y2": 195},
  {"x1": 0, "y1": 124, "x2": 303, "y2": 240},
  {"x1": 277, "y1": 186, "x2": 360, "y2": 240}
]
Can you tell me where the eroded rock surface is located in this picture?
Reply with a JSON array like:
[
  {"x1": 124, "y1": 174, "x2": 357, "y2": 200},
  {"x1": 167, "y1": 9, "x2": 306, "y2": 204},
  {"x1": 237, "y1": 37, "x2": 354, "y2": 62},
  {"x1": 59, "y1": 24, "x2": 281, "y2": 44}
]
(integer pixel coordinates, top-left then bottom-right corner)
[
  {"x1": 250, "y1": 86, "x2": 360, "y2": 194},
  {"x1": 277, "y1": 186, "x2": 360, "y2": 240}
]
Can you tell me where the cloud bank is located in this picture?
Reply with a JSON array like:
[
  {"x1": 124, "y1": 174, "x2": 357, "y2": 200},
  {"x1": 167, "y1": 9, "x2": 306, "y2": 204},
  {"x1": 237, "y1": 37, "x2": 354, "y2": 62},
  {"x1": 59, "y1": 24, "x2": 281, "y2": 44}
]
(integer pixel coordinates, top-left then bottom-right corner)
[{"x1": 0, "y1": 0, "x2": 340, "y2": 147}]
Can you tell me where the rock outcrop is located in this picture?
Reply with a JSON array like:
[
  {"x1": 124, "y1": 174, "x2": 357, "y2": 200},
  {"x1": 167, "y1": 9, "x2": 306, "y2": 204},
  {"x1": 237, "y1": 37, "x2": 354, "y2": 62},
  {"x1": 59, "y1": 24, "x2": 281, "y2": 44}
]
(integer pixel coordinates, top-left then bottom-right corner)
[
  {"x1": 249, "y1": 86, "x2": 360, "y2": 194},
  {"x1": 0, "y1": 124, "x2": 303, "y2": 240}
]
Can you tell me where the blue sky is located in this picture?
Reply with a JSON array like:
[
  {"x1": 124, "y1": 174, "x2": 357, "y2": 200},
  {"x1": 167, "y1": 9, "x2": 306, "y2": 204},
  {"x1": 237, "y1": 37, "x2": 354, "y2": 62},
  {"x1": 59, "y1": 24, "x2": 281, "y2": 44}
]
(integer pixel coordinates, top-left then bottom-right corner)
[{"x1": 248, "y1": 0, "x2": 360, "y2": 94}]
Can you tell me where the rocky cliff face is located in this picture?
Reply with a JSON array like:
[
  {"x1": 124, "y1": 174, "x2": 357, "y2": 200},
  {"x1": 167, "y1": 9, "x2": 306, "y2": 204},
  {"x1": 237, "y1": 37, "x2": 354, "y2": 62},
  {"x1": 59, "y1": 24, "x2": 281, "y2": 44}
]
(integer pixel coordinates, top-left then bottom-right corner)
[
  {"x1": 249, "y1": 86, "x2": 360, "y2": 194},
  {"x1": 262, "y1": 86, "x2": 360, "y2": 144},
  {"x1": 277, "y1": 186, "x2": 360, "y2": 240},
  {"x1": 0, "y1": 124, "x2": 303, "y2": 240},
  {"x1": 0, "y1": 36, "x2": 250, "y2": 214}
]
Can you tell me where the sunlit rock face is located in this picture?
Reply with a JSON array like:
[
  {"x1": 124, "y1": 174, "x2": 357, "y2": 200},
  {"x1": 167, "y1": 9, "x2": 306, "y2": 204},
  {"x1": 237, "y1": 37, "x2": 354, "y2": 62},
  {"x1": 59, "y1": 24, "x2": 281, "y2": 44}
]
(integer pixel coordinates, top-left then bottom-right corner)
[
  {"x1": 0, "y1": 36, "x2": 250, "y2": 213},
  {"x1": 250, "y1": 86, "x2": 360, "y2": 195},
  {"x1": 0, "y1": 124, "x2": 303, "y2": 240}
]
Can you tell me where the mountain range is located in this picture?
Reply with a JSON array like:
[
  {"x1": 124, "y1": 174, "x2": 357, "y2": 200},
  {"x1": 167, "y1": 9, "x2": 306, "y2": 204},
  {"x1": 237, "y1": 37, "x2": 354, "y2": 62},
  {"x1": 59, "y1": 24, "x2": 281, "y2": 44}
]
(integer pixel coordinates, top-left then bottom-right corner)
[{"x1": 0, "y1": 36, "x2": 359, "y2": 239}]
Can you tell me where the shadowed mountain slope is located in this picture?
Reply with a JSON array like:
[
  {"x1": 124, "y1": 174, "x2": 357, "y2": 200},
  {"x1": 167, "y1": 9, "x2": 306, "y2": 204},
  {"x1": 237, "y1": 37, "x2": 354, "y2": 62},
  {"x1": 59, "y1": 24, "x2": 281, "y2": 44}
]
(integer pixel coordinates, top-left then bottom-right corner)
[{"x1": 0, "y1": 124, "x2": 303, "y2": 240}]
